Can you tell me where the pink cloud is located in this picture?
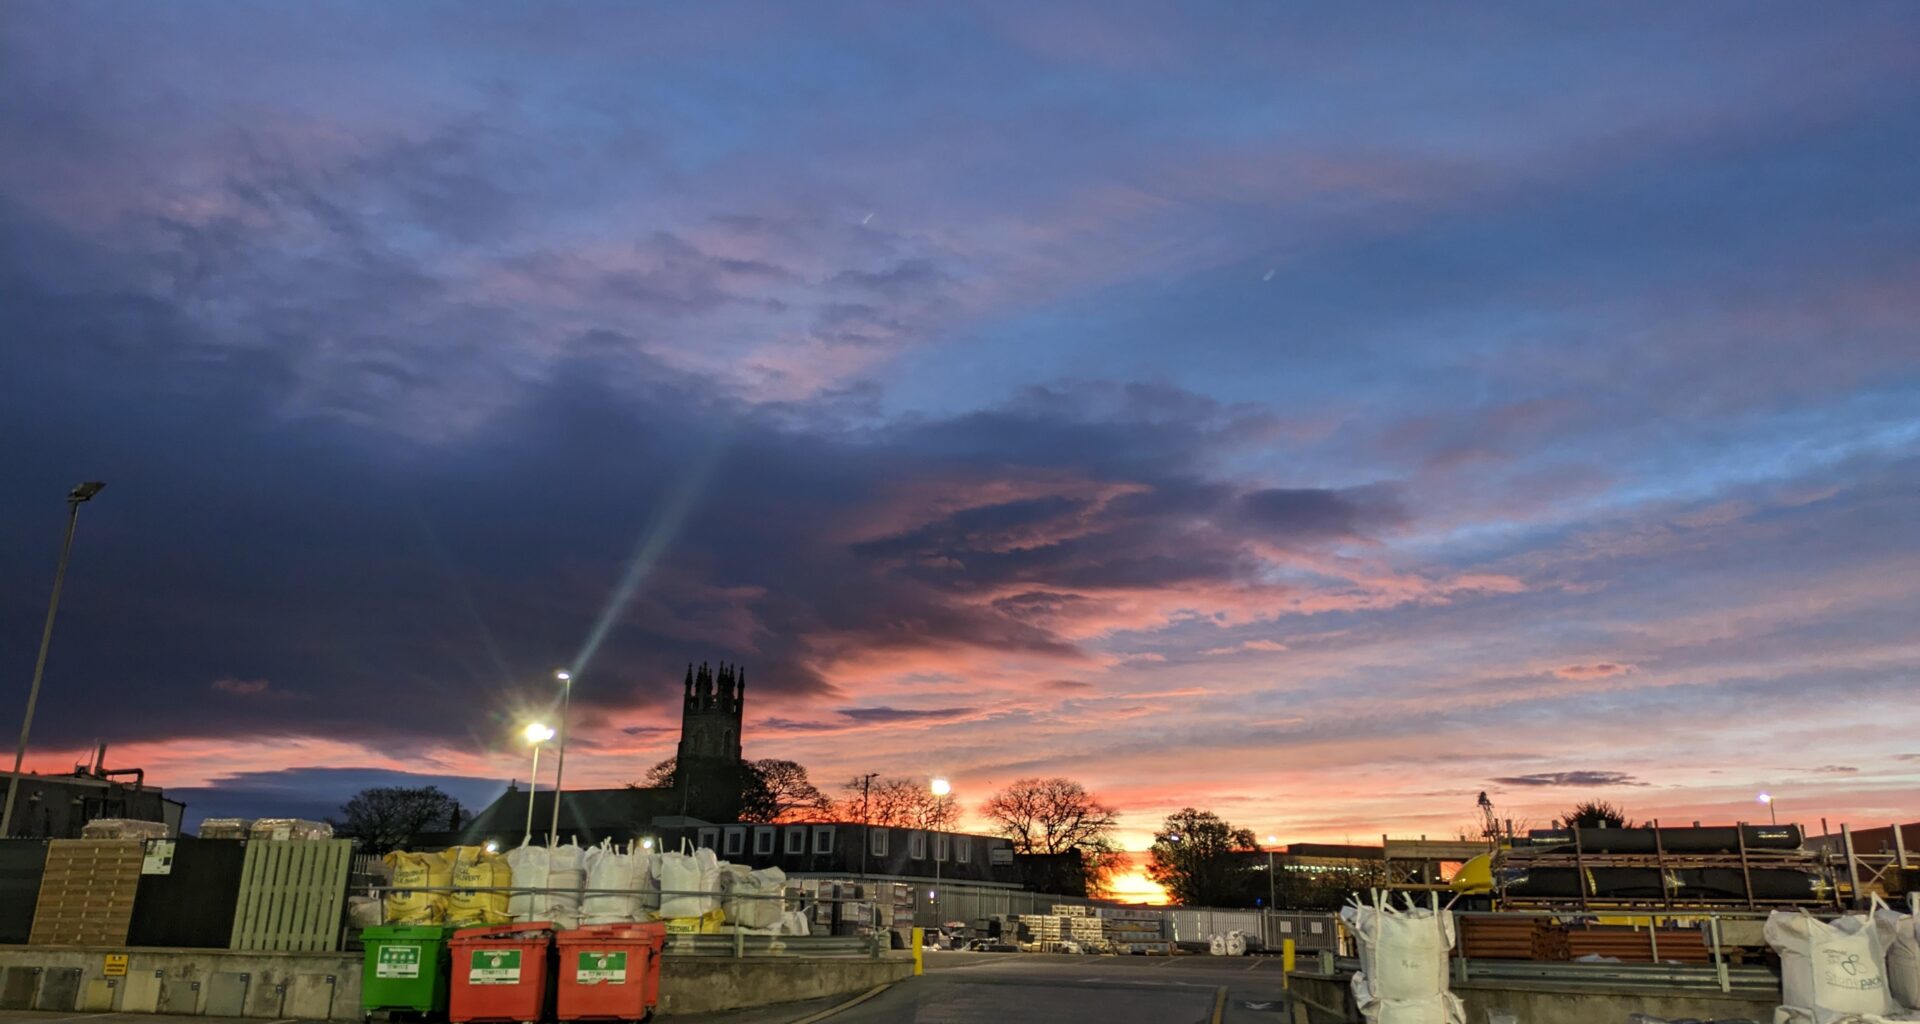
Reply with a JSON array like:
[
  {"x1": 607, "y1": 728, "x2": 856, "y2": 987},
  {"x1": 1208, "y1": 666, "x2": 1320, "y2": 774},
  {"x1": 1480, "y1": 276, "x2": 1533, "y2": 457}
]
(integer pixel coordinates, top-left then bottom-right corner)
[{"x1": 1552, "y1": 663, "x2": 1636, "y2": 681}]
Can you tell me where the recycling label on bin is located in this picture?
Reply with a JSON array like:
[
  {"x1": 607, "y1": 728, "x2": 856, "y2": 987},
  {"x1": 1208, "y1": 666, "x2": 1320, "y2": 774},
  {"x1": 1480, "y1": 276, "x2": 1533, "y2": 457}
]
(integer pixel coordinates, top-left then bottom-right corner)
[
  {"x1": 377, "y1": 944, "x2": 422, "y2": 979},
  {"x1": 574, "y1": 951, "x2": 628, "y2": 985},
  {"x1": 468, "y1": 949, "x2": 522, "y2": 985}
]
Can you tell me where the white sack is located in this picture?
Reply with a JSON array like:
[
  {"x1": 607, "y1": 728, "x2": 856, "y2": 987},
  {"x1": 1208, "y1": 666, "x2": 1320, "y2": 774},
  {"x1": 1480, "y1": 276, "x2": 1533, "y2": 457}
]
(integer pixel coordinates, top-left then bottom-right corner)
[
  {"x1": 581, "y1": 840, "x2": 654, "y2": 925},
  {"x1": 1340, "y1": 892, "x2": 1456, "y2": 1003},
  {"x1": 778, "y1": 910, "x2": 811, "y2": 936},
  {"x1": 1349, "y1": 973, "x2": 1466, "y2": 1024},
  {"x1": 506, "y1": 840, "x2": 588, "y2": 929},
  {"x1": 1877, "y1": 904, "x2": 1920, "y2": 1011},
  {"x1": 1766, "y1": 910, "x2": 1895, "y2": 1023},
  {"x1": 1226, "y1": 930, "x2": 1249, "y2": 957},
  {"x1": 1209, "y1": 934, "x2": 1227, "y2": 956},
  {"x1": 723, "y1": 866, "x2": 786, "y2": 930},
  {"x1": 658, "y1": 841, "x2": 719, "y2": 919}
]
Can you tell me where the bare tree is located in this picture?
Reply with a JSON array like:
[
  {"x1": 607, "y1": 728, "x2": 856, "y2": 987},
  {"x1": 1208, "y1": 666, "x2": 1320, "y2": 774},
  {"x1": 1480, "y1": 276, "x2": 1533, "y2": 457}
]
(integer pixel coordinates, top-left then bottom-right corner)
[
  {"x1": 983, "y1": 777, "x2": 1122, "y2": 895},
  {"x1": 838, "y1": 776, "x2": 957, "y2": 829},
  {"x1": 335, "y1": 786, "x2": 467, "y2": 853}
]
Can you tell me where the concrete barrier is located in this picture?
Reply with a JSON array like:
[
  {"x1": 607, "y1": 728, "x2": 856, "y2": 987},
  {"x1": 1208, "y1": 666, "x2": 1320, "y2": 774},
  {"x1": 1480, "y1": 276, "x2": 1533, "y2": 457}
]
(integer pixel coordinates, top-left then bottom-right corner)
[
  {"x1": 0, "y1": 946, "x2": 914, "y2": 1020},
  {"x1": 1287, "y1": 967, "x2": 1779, "y2": 1024}
]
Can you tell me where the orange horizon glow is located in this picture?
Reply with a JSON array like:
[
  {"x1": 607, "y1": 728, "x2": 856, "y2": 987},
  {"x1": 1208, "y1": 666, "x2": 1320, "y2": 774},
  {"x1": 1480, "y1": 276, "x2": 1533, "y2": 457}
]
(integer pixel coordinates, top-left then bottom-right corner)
[{"x1": 1104, "y1": 868, "x2": 1170, "y2": 905}]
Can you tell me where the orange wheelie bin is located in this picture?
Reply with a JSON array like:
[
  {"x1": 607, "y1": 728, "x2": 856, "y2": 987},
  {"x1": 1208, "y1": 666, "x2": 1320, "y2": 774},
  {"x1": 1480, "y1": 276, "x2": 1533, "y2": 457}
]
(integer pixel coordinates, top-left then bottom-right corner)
[
  {"x1": 449, "y1": 922, "x2": 555, "y2": 1024},
  {"x1": 555, "y1": 923, "x2": 668, "y2": 1022}
]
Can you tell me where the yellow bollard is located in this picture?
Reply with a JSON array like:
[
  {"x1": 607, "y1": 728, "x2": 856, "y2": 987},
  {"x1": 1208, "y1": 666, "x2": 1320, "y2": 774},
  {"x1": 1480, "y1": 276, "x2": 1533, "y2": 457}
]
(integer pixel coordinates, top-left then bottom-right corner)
[
  {"x1": 1282, "y1": 938, "x2": 1295, "y2": 988},
  {"x1": 912, "y1": 927, "x2": 924, "y2": 975}
]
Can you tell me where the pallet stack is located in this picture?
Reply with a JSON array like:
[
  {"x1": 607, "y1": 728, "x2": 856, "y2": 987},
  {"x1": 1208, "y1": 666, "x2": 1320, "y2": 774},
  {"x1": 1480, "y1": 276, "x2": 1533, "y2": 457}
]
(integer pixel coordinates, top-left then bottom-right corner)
[
  {"x1": 29, "y1": 839, "x2": 144, "y2": 946},
  {"x1": 1016, "y1": 912, "x2": 1064, "y2": 950},
  {"x1": 1096, "y1": 906, "x2": 1171, "y2": 955},
  {"x1": 1057, "y1": 906, "x2": 1108, "y2": 951}
]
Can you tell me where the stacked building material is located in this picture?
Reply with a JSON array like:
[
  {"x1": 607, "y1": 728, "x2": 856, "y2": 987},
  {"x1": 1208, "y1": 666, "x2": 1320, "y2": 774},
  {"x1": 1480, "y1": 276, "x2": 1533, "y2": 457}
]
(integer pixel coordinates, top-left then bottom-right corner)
[
  {"x1": 1459, "y1": 915, "x2": 1569, "y2": 960},
  {"x1": 1097, "y1": 906, "x2": 1171, "y2": 955},
  {"x1": 1565, "y1": 924, "x2": 1711, "y2": 964}
]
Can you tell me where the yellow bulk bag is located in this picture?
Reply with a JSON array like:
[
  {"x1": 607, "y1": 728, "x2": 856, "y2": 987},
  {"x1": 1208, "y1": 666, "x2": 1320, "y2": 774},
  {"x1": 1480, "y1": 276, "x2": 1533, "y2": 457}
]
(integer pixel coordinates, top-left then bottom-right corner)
[
  {"x1": 447, "y1": 847, "x2": 512, "y2": 926},
  {"x1": 384, "y1": 849, "x2": 453, "y2": 924}
]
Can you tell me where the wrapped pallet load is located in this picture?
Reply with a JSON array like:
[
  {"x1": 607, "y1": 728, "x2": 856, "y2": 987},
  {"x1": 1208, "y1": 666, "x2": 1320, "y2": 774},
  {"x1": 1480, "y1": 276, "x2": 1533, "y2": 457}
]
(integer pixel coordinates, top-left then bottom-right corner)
[
  {"x1": 581, "y1": 840, "x2": 654, "y2": 925},
  {"x1": 1767, "y1": 905, "x2": 1897, "y2": 1023},
  {"x1": 505, "y1": 839, "x2": 591, "y2": 930},
  {"x1": 1340, "y1": 891, "x2": 1465, "y2": 1024},
  {"x1": 657, "y1": 841, "x2": 721, "y2": 921},
  {"x1": 722, "y1": 865, "x2": 787, "y2": 930},
  {"x1": 384, "y1": 849, "x2": 453, "y2": 924},
  {"x1": 1877, "y1": 899, "x2": 1920, "y2": 1013},
  {"x1": 446, "y1": 846, "x2": 513, "y2": 926},
  {"x1": 250, "y1": 818, "x2": 333, "y2": 840}
]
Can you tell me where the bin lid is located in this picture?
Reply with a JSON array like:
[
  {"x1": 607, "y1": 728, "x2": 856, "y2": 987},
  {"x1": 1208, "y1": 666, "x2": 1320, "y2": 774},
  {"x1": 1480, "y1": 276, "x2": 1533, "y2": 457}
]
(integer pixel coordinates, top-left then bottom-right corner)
[
  {"x1": 558, "y1": 922, "x2": 666, "y2": 941},
  {"x1": 363, "y1": 924, "x2": 458, "y2": 940},
  {"x1": 452, "y1": 922, "x2": 555, "y2": 942}
]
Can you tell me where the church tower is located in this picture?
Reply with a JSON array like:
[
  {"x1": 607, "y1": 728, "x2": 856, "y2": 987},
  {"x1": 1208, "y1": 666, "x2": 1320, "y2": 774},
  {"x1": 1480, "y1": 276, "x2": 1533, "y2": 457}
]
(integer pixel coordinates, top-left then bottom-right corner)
[{"x1": 673, "y1": 662, "x2": 746, "y2": 820}]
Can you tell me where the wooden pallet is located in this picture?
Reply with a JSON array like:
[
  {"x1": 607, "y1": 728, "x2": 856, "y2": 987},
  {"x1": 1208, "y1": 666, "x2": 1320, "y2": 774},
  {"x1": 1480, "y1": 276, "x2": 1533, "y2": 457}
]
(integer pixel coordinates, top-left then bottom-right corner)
[
  {"x1": 29, "y1": 839, "x2": 143, "y2": 946},
  {"x1": 228, "y1": 839, "x2": 353, "y2": 952}
]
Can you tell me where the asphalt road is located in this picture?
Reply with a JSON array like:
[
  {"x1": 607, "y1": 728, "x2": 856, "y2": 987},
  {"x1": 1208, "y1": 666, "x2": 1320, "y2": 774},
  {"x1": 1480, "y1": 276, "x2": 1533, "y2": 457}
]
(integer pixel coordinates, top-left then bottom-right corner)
[{"x1": 677, "y1": 951, "x2": 1294, "y2": 1024}]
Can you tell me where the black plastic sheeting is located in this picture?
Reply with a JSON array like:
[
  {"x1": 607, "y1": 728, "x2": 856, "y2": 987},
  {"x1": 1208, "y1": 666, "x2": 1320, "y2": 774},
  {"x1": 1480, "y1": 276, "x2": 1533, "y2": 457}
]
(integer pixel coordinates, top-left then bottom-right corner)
[
  {"x1": 1521, "y1": 825, "x2": 1804, "y2": 854},
  {"x1": 1505, "y1": 865, "x2": 1824, "y2": 901},
  {"x1": 127, "y1": 837, "x2": 248, "y2": 948},
  {"x1": 0, "y1": 840, "x2": 49, "y2": 944}
]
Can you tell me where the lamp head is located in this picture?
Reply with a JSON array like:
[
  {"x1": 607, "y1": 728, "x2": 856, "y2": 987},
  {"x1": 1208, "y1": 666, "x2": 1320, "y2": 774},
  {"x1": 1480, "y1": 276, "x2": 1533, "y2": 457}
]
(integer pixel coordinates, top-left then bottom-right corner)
[
  {"x1": 1758, "y1": 792, "x2": 1773, "y2": 805},
  {"x1": 523, "y1": 722, "x2": 555, "y2": 744},
  {"x1": 555, "y1": 670, "x2": 571, "y2": 682},
  {"x1": 69, "y1": 481, "x2": 105, "y2": 503},
  {"x1": 929, "y1": 777, "x2": 951, "y2": 797}
]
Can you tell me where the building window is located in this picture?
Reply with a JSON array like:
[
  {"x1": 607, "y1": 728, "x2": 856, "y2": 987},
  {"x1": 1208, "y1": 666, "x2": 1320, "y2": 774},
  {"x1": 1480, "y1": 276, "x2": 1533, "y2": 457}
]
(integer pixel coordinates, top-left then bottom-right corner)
[
  {"x1": 909, "y1": 831, "x2": 927, "y2": 860},
  {"x1": 698, "y1": 827, "x2": 719, "y2": 850},
  {"x1": 785, "y1": 827, "x2": 806, "y2": 854},
  {"x1": 813, "y1": 826, "x2": 835, "y2": 854},
  {"x1": 724, "y1": 827, "x2": 745, "y2": 856},
  {"x1": 955, "y1": 837, "x2": 970, "y2": 864},
  {"x1": 869, "y1": 828, "x2": 889, "y2": 857},
  {"x1": 935, "y1": 833, "x2": 950, "y2": 862},
  {"x1": 754, "y1": 827, "x2": 775, "y2": 855}
]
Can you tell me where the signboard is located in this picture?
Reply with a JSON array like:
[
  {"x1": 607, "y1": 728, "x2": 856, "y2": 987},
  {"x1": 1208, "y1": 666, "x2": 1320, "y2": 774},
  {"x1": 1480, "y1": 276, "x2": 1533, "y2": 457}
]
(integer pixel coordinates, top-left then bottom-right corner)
[
  {"x1": 574, "y1": 951, "x2": 627, "y2": 985},
  {"x1": 377, "y1": 944, "x2": 422, "y2": 979},
  {"x1": 141, "y1": 841, "x2": 176, "y2": 875},
  {"x1": 989, "y1": 847, "x2": 1014, "y2": 865},
  {"x1": 103, "y1": 955, "x2": 128, "y2": 977},
  {"x1": 469, "y1": 949, "x2": 522, "y2": 985}
]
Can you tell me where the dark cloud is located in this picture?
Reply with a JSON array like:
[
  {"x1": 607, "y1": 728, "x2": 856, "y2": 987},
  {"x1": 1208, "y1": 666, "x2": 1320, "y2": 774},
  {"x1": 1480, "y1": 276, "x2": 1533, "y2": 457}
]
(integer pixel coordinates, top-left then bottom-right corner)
[
  {"x1": 1491, "y1": 771, "x2": 1644, "y2": 788},
  {"x1": 1238, "y1": 485, "x2": 1406, "y2": 539},
  {"x1": 836, "y1": 706, "x2": 977, "y2": 724},
  {"x1": 1806, "y1": 765, "x2": 1859, "y2": 774},
  {"x1": 170, "y1": 768, "x2": 509, "y2": 830}
]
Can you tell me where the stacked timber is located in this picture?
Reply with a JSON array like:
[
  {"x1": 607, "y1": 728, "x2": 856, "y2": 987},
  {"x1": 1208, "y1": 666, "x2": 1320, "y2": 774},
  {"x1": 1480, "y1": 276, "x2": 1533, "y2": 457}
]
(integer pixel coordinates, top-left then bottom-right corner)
[
  {"x1": 1565, "y1": 924, "x2": 1712, "y2": 964},
  {"x1": 1097, "y1": 906, "x2": 1171, "y2": 955}
]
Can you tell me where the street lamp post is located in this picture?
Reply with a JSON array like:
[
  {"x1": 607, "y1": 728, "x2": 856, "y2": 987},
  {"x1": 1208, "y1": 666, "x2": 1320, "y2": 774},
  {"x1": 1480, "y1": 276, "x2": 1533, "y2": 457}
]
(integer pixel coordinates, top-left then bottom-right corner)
[
  {"x1": 1265, "y1": 835, "x2": 1279, "y2": 911},
  {"x1": 521, "y1": 723, "x2": 554, "y2": 845},
  {"x1": 2, "y1": 482, "x2": 105, "y2": 839},
  {"x1": 1759, "y1": 792, "x2": 1777, "y2": 826},
  {"x1": 548, "y1": 670, "x2": 572, "y2": 844},
  {"x1": 930, "y1": 778, "x2": 951, "y2": 932}
]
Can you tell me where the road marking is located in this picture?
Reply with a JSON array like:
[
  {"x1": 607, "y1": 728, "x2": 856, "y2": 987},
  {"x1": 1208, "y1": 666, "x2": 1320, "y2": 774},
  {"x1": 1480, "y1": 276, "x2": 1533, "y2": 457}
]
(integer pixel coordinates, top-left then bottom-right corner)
[
  {"x1": 1155, "y1": 956, "x2": 1180, "y2": 967},
  {"x1": 786, "y1": 982, "x2": 892, "y2": 1024},
  {"x1": 1209, "y1": 985, "x2": 1227, "y2": 1024},
  {"x1": 31, "y1": 1016, "x2": 118, "y2": 1024},
  {"x1": 1243, "y1": 958, "x2": 1263, "y2": 971}
]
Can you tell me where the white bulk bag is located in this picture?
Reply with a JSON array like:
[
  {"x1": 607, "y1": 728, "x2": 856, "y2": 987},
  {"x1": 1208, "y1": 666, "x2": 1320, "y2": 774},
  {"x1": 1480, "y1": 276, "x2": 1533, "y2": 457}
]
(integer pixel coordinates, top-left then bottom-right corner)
[
  {"x1": 1766, "y1": 910, "x2": 1895, "y2": 1023},
  {"x1": 659, "y1": 841, "x2": 718, "y2": 919},
  {"x1": 506, "y1": 840, "x2": 588, "y2": 929},
  {"x1": 1209, "y1": 934, "x2": 1227, "y2": 956},
  {"x1": 723, "y1": 866, "x2": 786, "y2": 930},
  {"x1": 582, "y1": 841, "x2": 652, "y2": 925},
  {"x1": 1348, "y1": 974, "x2": 1465, "y2": 1024},
  {"x1": 1878, "y1": 902, "x2": 1920, "y2": 1011},
  {"x1": 778, "y1": 910, "x2": 811, "y2": 936},
  {"x1": 1226, "y1": 930, "x2": 1249, "y2": 957},
  {"x1": 1341, "y1": 892, "x2": 1456, "y2": 1003}
]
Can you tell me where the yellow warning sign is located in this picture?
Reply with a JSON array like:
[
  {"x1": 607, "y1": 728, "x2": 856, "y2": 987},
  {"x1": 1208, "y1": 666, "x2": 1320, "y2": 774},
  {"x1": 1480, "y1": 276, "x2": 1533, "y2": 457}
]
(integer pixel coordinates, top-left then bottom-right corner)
[{"x1": 103, "y1": 954, "x2": 128, "y2": 977}]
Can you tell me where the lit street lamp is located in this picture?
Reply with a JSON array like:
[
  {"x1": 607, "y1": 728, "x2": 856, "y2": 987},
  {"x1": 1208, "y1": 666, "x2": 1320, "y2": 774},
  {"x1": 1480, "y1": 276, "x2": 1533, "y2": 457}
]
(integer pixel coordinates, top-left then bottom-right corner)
[
  {"x1": 1759, "y1": 792, "x2": 1777, "y2": 826},
  {"x1": 548, "y1": 669, "x2": 572, "y2": 844},
  {"x1": 930, "y1": 777, "x2": 951, "y2": 930},
  {"x1": 522, "y1": 722, "x2": 554, "y2": 845},
  {"x1": 2, "y1": 482, "x2": 106, "y2": 839},
  {"x1": 1265, "y1": 834, "x2": 1279, "y2": 911}
]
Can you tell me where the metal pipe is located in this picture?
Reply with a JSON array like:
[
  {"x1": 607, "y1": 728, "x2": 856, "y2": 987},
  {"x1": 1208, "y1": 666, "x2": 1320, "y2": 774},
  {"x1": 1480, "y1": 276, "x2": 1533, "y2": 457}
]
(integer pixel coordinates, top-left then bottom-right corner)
[
  {"x1": 2, "y1": 490, "x2": 98, "y2": 838},
  {"x1": 523, "y1": 745, "x2": 542, "y2": 846}
]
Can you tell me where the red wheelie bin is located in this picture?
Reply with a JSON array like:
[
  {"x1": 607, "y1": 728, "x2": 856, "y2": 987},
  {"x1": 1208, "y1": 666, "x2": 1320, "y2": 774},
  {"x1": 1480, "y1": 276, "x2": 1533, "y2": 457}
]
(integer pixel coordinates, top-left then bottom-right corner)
[
  {"x1": 449, "y1": 922, "x2": 555, "y2": 1024},
  {"x1": 555, "y1": 923, "x2": 668, "y2": 1022}
]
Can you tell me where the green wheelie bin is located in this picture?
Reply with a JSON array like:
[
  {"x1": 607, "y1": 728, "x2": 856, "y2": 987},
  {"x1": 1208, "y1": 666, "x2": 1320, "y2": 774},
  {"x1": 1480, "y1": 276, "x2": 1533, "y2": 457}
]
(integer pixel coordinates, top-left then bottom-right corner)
[{"x1": 362, "y1": 923, "x2": 457, "y2": 1022}]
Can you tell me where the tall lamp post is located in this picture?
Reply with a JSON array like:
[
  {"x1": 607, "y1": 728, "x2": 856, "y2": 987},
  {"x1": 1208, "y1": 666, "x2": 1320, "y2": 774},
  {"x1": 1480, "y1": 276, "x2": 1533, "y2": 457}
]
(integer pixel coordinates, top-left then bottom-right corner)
[
  {"x1": 2, "y1": 482, "x2": 105, "y2": 839},
  {"x1": 547, "y1": 669, "x2": 572, "y2": 844},
  {"x1": 930, "y1": 777, "x2": 951, "y2": 931},
  {"x1": 1759, "y1": 792, "x2": 1777, "y2": 826},
  {"x1": 1265, "y1": 834, "x2": 1279, "y2": 911},
  {"x1": 521, "y1": 723, "x2": 554, "y2": 845}
]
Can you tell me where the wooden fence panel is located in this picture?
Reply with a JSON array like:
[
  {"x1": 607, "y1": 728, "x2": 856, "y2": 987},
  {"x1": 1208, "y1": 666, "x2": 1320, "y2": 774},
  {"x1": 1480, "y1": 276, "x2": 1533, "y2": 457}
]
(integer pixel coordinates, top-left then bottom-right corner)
[
  {"x1": 228, "y1": 839, "x2": 353, "y2": 952},
  {"x1": 28, "y1": 839, "x2": 142, "y2": 946}
]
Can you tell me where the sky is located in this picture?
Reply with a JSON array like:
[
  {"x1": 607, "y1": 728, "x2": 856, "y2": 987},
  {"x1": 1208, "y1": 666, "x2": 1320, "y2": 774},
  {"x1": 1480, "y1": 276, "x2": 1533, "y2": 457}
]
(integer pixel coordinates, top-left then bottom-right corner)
[{"x1": 2, "y1": 2, "x2": 1918, "y2": 883}]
